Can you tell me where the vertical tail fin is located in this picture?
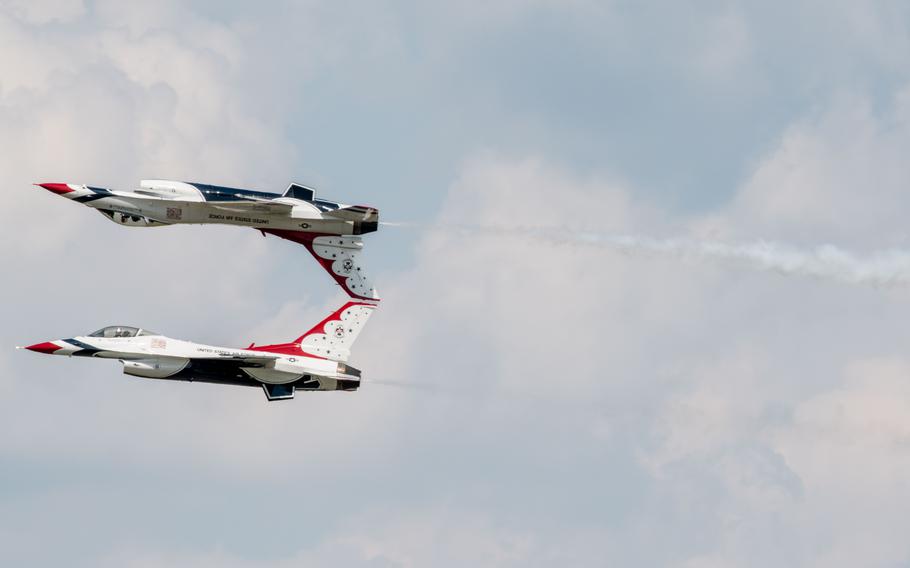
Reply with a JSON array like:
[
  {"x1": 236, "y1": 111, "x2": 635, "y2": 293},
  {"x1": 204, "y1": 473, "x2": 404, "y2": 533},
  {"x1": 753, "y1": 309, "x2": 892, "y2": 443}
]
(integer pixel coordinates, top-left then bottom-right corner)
[
  {"x1": 252, "y1": 301, "x2": 377, "y2": 362},
  {"x1": 260, "y1": 230, "x2": 380, "y2": 301},
  {"x1": 296, "y1": 301, "x2": 376, "y2": 361}
]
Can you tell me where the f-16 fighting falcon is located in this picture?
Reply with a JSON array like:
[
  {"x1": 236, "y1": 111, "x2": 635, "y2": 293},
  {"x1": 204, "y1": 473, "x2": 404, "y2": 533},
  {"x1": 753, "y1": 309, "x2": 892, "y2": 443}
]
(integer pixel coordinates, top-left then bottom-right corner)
[
  {"x1": 36, "y1": 180, "x2": 380, "y2": 301},
  {"x1": 19, "y1": 302, "x2": 375, "y2": 401}
]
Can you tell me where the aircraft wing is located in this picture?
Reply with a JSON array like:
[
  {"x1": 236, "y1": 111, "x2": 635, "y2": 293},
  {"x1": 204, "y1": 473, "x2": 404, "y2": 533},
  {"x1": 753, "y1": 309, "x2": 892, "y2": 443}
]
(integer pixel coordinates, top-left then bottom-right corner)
[
  {"x1": 190, "y1": 352, "x2": 280, "y2": 368},
  {"x1": 130, "y1": 193, "x2": 295, "y2": 215}
]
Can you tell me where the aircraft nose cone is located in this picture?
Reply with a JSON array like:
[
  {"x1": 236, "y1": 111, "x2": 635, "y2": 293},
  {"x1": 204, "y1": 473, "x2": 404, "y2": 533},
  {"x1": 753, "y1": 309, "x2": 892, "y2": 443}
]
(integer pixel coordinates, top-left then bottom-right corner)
[
  {"x1": 35, "y1": 183, "x2": 74, "y2": 195},
  {"x1": 24, "y1": 341, "x2": 62, "y2": 354}
]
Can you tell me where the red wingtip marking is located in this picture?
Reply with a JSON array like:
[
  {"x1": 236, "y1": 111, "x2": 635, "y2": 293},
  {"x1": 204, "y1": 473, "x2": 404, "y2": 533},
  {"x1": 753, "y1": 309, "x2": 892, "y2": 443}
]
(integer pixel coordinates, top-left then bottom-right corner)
[
  {"x1": 24, "y1": 341, "x2": 61, "y2": 354},
  {"x1": 36, "y1": 183, "x2": 74, "y2": 195}
]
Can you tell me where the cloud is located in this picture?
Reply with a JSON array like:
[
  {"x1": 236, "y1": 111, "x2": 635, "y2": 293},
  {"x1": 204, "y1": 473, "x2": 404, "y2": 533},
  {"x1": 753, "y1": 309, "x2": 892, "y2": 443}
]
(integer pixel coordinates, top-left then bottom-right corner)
[
  {"x1": 12, "y1": 131, "x2": 910, "y2": 565},
  {"x1": 6, "y1": 3, "x2": 910, "y2": 568},
  {"x1": 689, "y1": 6, "x2": 753, "y2": 81},
  {"x1": 359, "y1": 89, "x2": 910, "y2": 564},
  {"x1": 768, "y1": 358, "x2": 910, "y2": 567},
  {"x1": 696, "y1": 92, "x2": 910, "y2": 245},
  {"x1": 96, "y1": 505, "x2": 613, "y2": 568},
  {"x1": 1, "y1": 0, "x2": 85, "y2": 25}
]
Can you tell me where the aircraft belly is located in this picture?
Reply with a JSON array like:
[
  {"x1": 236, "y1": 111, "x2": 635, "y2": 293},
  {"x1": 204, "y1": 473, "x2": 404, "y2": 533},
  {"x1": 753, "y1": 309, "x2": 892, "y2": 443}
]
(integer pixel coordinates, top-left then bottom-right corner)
[
  {"x1": 199, "y1": 209, "x2": 273, "y2": 228},
  {"x1": 139, "y1": 202, "x2": 205, "y2": 224},
  {"x1": 197, "y1": 216, "x2": 355, "y2": 235},
  {"x1": 93, "y1": 199, "x2": 355, "y2": 234}
]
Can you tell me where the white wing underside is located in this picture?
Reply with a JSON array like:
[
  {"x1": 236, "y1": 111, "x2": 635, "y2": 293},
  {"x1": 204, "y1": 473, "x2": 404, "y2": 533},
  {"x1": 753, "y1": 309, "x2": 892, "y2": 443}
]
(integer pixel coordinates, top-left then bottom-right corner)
[
  {"x1": 323, "y1": 206, "x2": 379, "y2": 222},
  {"x1": 201, "y1": 353, "x2": 279, "y2": 366},
  {"x1": 129, "y1": 192, "x2": 295, "y2": 215}
]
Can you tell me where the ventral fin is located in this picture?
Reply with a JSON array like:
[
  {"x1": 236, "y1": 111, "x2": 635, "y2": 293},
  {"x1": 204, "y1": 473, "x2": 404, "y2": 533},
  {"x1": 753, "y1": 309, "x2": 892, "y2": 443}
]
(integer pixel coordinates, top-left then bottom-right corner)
[{"x1": 262, "y1": 383, "x2": 295, "y2": 401}]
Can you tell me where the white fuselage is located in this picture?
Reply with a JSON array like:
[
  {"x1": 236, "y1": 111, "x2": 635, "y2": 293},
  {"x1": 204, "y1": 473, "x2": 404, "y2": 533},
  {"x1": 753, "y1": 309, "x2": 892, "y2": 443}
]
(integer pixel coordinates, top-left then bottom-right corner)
[
  {"x1": 83, "y1": 186, "x2": 355, "y2": 235},
  {"x1": 40, "y1": 333, "x2": 351, "y2": 389},
  {"x1": 39, "y1": 180, "x2": 382, "y2": 301}
]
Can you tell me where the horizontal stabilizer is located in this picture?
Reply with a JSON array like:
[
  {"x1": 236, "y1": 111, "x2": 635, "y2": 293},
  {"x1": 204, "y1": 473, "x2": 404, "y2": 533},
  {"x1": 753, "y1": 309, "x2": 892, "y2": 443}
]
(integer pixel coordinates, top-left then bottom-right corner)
[
  {"x1": 323, "y1": 205, "x2": 379, "y2": 223},
  {"x1": 262, "y1": 383, "x2": 295, "y2": 401},
  {"x1": 192, "y1": 353, "x2": 279, "y2": 367}
]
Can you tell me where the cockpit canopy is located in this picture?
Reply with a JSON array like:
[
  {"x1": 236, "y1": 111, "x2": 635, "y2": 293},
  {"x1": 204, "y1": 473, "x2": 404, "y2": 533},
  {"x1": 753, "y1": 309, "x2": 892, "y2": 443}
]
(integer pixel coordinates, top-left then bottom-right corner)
[{"x1": 88, "y1": 326, "x2": 158, "y2": 338}]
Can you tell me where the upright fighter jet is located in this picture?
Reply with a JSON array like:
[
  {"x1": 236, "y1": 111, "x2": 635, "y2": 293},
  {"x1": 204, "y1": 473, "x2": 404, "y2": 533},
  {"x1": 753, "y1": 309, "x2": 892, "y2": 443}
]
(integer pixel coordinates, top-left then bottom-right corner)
[
  {"x1": 36, "y1": 180, "x2": 380, "y2": 301},
  {"x1": 19, "y1": 302, "x2": 375, "y2": 401}
]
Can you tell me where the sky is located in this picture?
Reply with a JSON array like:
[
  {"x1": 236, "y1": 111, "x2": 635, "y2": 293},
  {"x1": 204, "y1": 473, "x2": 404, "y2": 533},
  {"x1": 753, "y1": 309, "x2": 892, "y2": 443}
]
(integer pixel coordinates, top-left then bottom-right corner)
[{"x1": 3, "y1": 0, "x2": 910, "y2": 566}]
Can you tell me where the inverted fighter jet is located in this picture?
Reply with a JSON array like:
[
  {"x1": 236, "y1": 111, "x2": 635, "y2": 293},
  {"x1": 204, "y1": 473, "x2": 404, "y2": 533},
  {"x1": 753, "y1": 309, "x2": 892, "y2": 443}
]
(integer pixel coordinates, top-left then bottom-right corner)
[
  {"x1": 36, "y1": 180, "x2": 380, "y2": 301},
  {"x1": 19, "y1": 302, "x2": 375, "y2": 401}
]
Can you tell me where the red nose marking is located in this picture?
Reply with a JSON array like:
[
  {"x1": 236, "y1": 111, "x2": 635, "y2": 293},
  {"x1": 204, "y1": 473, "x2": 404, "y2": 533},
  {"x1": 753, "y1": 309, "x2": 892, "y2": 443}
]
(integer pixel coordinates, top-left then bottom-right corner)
[
  {"x1": 25, "y1": 342, "x2": 61, "y2": 354},
  {"x1": 35, "y1": 183, "x2": 74, "y2": 195}
]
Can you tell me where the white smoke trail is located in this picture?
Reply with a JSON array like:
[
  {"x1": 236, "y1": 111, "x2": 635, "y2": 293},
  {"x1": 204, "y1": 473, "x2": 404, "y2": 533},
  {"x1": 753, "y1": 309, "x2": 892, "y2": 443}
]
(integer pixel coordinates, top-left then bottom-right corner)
[
  {"x1": 577, "y1": 235, "x2": 910, "y2": 287},
  {"x1": 382, "y1": 222, "x2": 910, "y2": 287}
]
